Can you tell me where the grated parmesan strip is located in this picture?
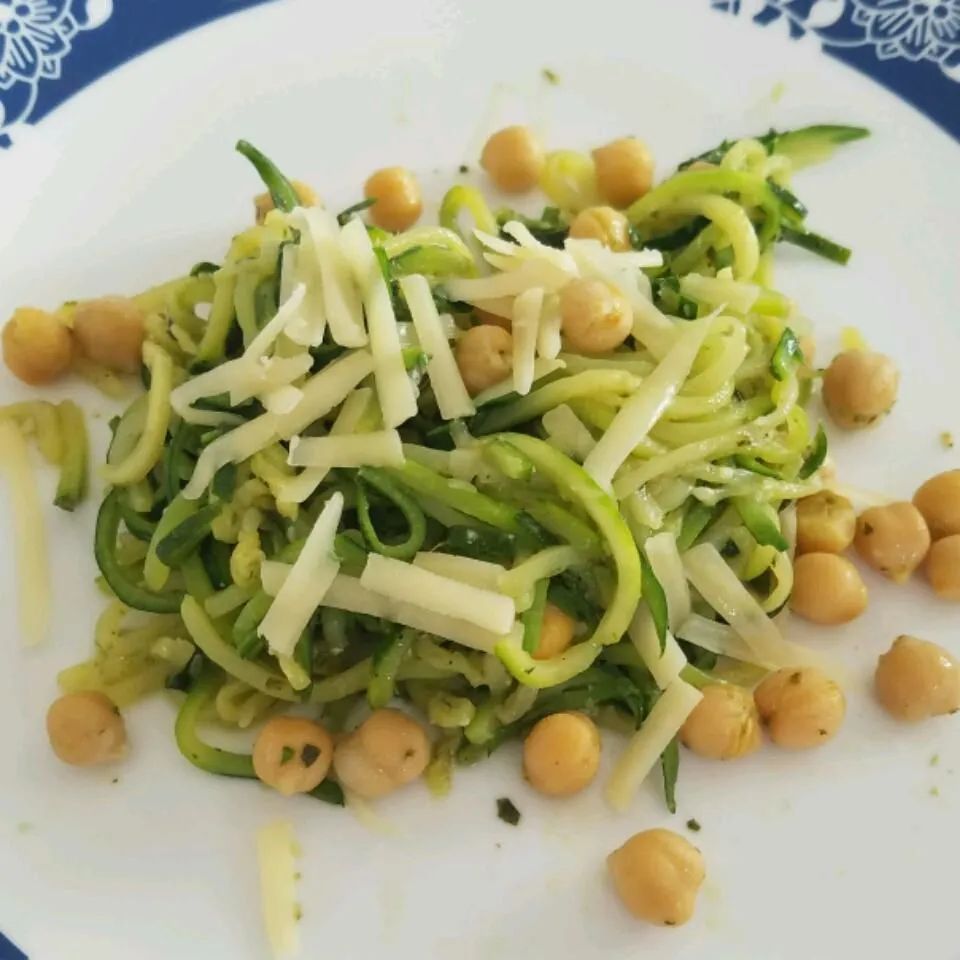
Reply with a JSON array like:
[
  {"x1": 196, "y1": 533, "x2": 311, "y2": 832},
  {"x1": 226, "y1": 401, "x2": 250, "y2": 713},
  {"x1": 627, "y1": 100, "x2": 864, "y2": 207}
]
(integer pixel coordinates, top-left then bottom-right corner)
[{"x1": 0, "y1": 422, "x2": 50, "y2": 646}]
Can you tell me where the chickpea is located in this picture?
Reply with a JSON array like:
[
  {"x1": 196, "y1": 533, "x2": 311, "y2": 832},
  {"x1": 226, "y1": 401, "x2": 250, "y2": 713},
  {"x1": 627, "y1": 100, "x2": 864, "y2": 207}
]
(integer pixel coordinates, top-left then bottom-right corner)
[
  {"x1": 568, "y1": 206, "x2": 631, "y2": 251},
  {"x1": 821, "y1": 350, "x2": 899, "y2": 430},
  {"x1": 607, "y1": 828, "x2": 705, "y2": 926},
  {"x1": 72, "y1": 297, "x2": 146, "y2": 374},
  {"x1": 254, "y1": 179, "x2": 318, "y2": 223},
  {"x1": 533, "y1": 604, "x2": 575, "y2": 661},
  {"x1": 913, "y1": 470, "x2": 960, "y2": 540},
  {"x1": 455, "y1": 324, "x2": 513, "y2": 395},
  {"x1": 591, "y1": 137, "x2": 655, "y2": 208},
  {"x1": 46, "y1": 691, "x2": 126, "y2": 766},
  {"x1": 2, "y1": 307, "x2": 74, "y2": 385},
  {"x1": 252, "y1": 716, "x2": 334, "y2": 796},
  {"x1": 790, "y1": 553, "x2": 867, "y2": 624},
  {"x1": 480, "y1": 125, "x2": 545, "y2": 194},
  {"x1": 875, "y1": 635, "x2": 960, "y2": 722},
  {"x1": 363, "y1": 167, "x2": 423, "y2": 233},
  {"x1": 854, "y1": 502, "x2": 930, "y2": 582},
  {"x1": 333, "y1": 708, "x2": 430, "y2": 799},
  {"x1": 754, "y1": 667, "x2": 845, "y2": 749},
  {"x1": 559, "y1": 278, "x2": 632, "y2": 353},
  {"x1": 795, "y1": 491, "x2": 856, "y2": 555},
  {"x1": 680, "y1": 684, "x2": 761, "y2": 760},
  {"x1": 522, "y1": 711, "x2": 600, "y2": 796},
  {"x1": 926, "y1": 535, "x2": 960, "y2": 600}
]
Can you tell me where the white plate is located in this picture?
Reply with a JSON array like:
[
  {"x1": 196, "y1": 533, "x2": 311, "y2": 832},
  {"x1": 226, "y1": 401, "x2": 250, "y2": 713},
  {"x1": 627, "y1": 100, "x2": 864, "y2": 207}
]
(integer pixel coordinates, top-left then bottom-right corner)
[{"x1": 1, "y1": 1, "x2": 958, "y2": 958}]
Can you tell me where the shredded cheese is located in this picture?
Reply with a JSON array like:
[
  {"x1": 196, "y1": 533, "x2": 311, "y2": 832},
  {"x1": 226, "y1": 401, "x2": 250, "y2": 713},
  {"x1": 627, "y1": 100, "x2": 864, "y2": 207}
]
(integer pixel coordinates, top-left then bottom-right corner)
[
  {"x1": 296, "y1": 207, "x2": 367, "y2": 347},
  {"x1": 261, "y1": 570, "x2": 516, "y2": 653},
  {"x1": 541, "y1": 404, "x2": 595, "y2": 461},
  {"x1": 276, "y1": 386, "x2": 376, "y2": 505},
  {"x1": 170, "y1": 286, "x2": 310, "y2": 425},
  {"x1": 258, "y1": 492, "x2": 343, "y2": 657},
  {"x1": 412, "y1": 552, "x2": 506, "y2": 590},
  {"x1": 674, "y1": 613, "x2": 756, "y2": 663},
  {"x1": 605, "y1": 679, "x2": 703, "y2": 811},
  {"x1": 0, "y1": 421, "x2": 50, "y2": 646},
  {"x1": 183, "y1": 414, "x2": 280, "y2": 500},
  {"x1": 628, "y1": 604, "x2": 687, "y2": 690},
  {"x1": 360, "y1": 554, "x2": 517, "y2": 636},
  {"x1": 643, "y1": 532, "x2": 691, "y2": 631},
  {"x1": 399, "y1": 274, "x2": 475, "y2": 420},
  {"x1": 256, "y1": 820, "x2": 301, "y2": 958},
  {"x1": 682, "y1": 543, "x2": 822, "y2": 669},
  {"x1": 536, "y1": 294, "x2": 562, "y2": 359},
  {"x1": 339, "y1": 217, "x2": 417, "y2": 427},
  {"x1": 511, "y1": 287, "x2": 543, "y2": 396},
  {"x1": 287, "y1": 430, "x2": 405, "y2": 469},
  {"x1": 584, "y1": 315, "x2": 712, "y2": 489},
  {"x1": 274, "y1": 349, "x2": 374, "y2": 439}
]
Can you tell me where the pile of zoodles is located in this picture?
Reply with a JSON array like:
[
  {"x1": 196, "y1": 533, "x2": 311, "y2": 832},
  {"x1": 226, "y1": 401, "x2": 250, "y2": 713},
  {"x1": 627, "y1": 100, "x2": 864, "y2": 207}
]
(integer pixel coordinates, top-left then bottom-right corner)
[{"x1": 39, "y1": 124, "x2": 871, "y2": 810}]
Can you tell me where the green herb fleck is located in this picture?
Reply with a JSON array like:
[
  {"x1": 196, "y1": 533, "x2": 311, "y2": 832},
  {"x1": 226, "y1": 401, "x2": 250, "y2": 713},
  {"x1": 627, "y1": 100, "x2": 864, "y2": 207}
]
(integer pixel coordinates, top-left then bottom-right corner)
[
  {"x1": 686, "y1": 818, "x2": 701, "y2": 832},
  {"x1": 541, "y1": 67, "x2": 560, "y2": 85},
  {"x1": 111, "y1": 777, "x2": 119, "y2": 784},
  {"x1": 931, "y1": 753, "x2": 940, "y2": 767},
  {"x1": 496, "y1": 797, "x2": 521, "y2": 826},
  {"x1": 930, "y1": 786, "x2": 940, "y2": 798},
  {"x1": 280, "y1": 746, "x2": 295, "y2": 766},
  {"x1": 300, "y1": 744, "x2": 321, "y2": 767},
  {"x1": 293, "y1": 903, "x2": 303, "y2": 922},
  {"x1": 940, "y1": 432, "x2": 955, "y2": 450},
  {"x1": 458, "y1": 164, "x2": 470, "y2": 174}
]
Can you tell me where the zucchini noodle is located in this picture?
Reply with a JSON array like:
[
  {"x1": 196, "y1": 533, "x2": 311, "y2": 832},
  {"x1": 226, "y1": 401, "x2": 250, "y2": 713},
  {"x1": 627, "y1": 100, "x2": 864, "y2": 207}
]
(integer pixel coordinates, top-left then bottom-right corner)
[
  {"x1": 102, "y1": 344, "x2": 173, "y2": 486},
  {"x1": 658, "y1": 195, "x2": 760, "y2": 280}
]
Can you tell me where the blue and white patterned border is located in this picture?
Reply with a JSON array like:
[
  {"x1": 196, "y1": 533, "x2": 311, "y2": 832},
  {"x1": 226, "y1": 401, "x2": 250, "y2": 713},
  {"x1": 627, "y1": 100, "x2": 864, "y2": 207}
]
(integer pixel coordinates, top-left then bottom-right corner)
[
  {"x1": 712, "y1": 1, "x2": 960, "y2": 141},
  {"x1": 0, "y1": 0, "x2": 275, "y2": 148},
  {"x1": 0, "y1": 929, "x2": 26, "y2": 960},
  {"x1": 1, "y1": 1, "x2": 957, "y2": 149}
]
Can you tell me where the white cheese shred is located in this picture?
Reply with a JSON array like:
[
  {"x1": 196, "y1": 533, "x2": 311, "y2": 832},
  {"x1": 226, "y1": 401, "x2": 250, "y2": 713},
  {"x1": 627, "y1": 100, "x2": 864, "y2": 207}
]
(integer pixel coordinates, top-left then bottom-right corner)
[
  {"x1": 605, "y1": 679, "x2": 703, "y2": 812},
  {"x1": 298, "y1": 207, "x2": 368, "y2": 347},
  {"x1": 275, "y1": 386, "x2": 375, "y2": 505},
  {"x1": 287, "y1": 430, "x2": 405, "y2": 469},
  {"x1": 270, "y1": 573, "x2": 515, "y2": 653},
  {"x1": 643, "y1": 531, "x2": 691, "y2": 631},
  {"x1": 275, "y1": 349, "x2": 374, "y2": 439},
  {"x1": 412, "y1": 552, "x2": 506, "y2": 591},
  {"x1": 511, "y1": 287, "x2": 543, "y2": 396},
  {"x1": 536, "y1": 295, "x2": 562, "y2": 359},
  {"x1": 256, "y1": 819, "x2": 301, "y2": 959},
  {"x1": 0, "y1": 421, "x2": 50, "y2": 646},
  {"x1": 360, "y1": 554, "x2": 517, "y2": 636},
  {"x1": 541, "y1": 404, "x2": 595, "y2": 461},
  {"x1": 583, "y1": 315, "x2": 713, "y2": 489},
  {"x1": 399, "y1": 274, "x2": 475, "y2": 420},
  {"x1": 339, "y1": 217, "x2": 417, "y2": 427},
  {"x1": 682, "y1": 543, "x2": 822, "y2": 669},
  {"x1": 183, "y1": 414, "x2": 280, "y2": 500},
  {"x1": 170, "y1": 285, "x2": 311, "y2": 426},
  {"x1": 259, "y1": 491, "x2": 344, "y2": 657},
  {"x1": 628, "y1": 604, "x2": 687, "y2": 690}
]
